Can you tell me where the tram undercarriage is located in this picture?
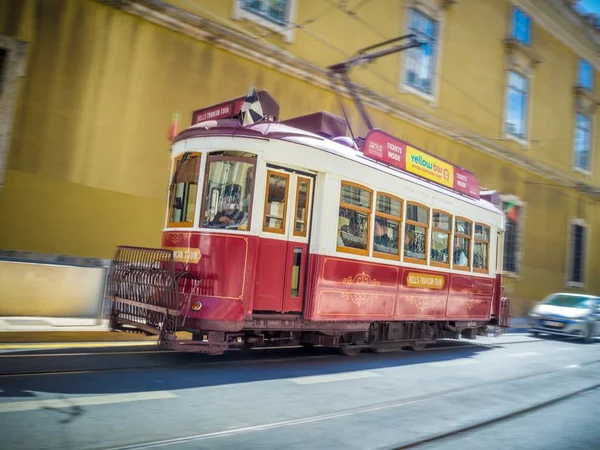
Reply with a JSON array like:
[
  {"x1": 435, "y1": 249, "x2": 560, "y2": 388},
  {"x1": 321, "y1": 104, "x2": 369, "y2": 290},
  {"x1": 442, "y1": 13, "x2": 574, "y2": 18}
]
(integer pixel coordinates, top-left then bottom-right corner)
[{"x1": 107, "y1": 246, "x2": 505, "y2": 356}]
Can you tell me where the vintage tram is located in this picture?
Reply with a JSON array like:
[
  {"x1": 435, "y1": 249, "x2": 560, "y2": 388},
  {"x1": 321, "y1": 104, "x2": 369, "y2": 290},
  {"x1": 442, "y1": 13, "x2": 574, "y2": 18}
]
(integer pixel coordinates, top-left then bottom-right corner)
[{"x1": 107, "y1": 37, "x2": 510, "y2": 355}]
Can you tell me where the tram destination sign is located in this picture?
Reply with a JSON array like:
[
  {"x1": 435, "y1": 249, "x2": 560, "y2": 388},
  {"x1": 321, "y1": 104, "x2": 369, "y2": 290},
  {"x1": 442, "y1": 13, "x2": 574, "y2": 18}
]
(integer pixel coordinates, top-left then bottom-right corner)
[
  {"x1": 362, "y1": 129, "x2": 480, "y2": 200},
  {"x1": 191, "y1": 97, "x2": 245, "y2": 125}
]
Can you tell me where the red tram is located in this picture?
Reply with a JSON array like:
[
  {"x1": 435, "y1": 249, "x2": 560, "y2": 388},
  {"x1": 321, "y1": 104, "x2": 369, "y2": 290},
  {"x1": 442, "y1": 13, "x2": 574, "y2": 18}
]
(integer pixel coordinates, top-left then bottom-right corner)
[{"x1": 107, "y1": 36, "x2": 510, "y2": 355}]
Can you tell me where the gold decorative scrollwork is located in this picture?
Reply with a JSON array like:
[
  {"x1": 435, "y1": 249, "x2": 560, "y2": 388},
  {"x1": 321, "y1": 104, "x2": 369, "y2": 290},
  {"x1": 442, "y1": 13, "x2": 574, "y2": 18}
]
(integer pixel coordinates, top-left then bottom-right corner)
[
  {"x1": 341, "y1": 291, "x2": 379, "y2": 307},
  {"x1": 342, "y1": 271, "x2": 381, "y2": 287},
  {"x1": 405, "y1": 296, "x2": 442, "y2": 312},
  {"x1": 168, "y1": 232, "x2": 192, "y2": 244},
  {"x1": 461, "y1": 284, "x2": 484, "y2": 295},
  {"x1": 466, "y1": 299, "x2": 483, "y2": 310},
  {"x1": 340, "y1": 271, "x2": 381, "y2": 307}
]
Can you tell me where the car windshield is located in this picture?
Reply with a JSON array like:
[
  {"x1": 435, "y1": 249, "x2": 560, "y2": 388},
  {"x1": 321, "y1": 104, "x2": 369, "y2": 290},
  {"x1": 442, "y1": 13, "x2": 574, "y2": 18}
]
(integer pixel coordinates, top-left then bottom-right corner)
[{"x1": 542, "y1": 295, "x2": 591, "y2": 309}]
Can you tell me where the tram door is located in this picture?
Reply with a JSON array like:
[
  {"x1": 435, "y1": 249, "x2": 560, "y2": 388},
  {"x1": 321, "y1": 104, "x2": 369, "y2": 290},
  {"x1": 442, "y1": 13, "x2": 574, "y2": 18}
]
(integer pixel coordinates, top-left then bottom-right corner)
[{"x1": 254, "y1": 166, "x2": 314, "y2": 313}]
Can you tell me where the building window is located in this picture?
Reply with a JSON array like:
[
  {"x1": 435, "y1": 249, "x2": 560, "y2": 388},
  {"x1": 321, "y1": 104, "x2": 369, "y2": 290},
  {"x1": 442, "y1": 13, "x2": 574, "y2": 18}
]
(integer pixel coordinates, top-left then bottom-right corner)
[
  {"x1": 574, "y1": 113, "x2": 592, "y2": 172},
  {"x1": 502, "y1": 200, "x2": 522, "y2": 274},
  {"x1": 404, "y1": 8, "x2": 438, "y2": 96},
  {"x1": 474, "y1": 223, "x2": 490, "y2": 273},
  {"x1": 577, "y1": 59, "x2": 594, "y2": 91},
  {"x1": 505, "y1": 71, "x2": 529, "y2": 140},
  {"x1": 337, "y1": 182, "x2": 372, "y2": 256},
  {"x1": 511, "y1": 7, "x2": 531, "y2": 46},
  {"x1": 201, "y1": 155, "x2": 256, "y2": 231},
  {"x1": 404, "y1": 203, "x2": 429, "y2": 263},
  {"x1": 233, "y1": 0, "x2": 297, "y2": 42},
  {"x1": 373, "y1": 193, "x2": 402, "y2": 259},
  {"x1": 430, "y1": 210, "x2": 451, "y2": 267},
  {"x1": 453, "y1": 218, "x2": 472, "y2": 269},
  {"x1": 567, "y1": 220, "x2": 587, "y2": 286},
  {"x1": 168, "y1": 153, "x2": 201, "y2": 227},
  {"x1": 241, "y1": 0, "x2": 289, "y2": 25}
]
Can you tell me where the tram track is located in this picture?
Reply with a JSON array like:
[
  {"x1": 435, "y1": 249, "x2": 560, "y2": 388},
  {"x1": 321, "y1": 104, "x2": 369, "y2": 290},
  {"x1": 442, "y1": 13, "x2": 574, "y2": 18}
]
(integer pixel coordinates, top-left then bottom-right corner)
[
  {"x1": 394, "y1": 384, "x2": 600, "y2": 449},
  {"x1": 97, "y1": 358, "x2": 600, "y2": 450},
  {"x1": 0, "y1": 337, "x2": 536, "y2": 378}
]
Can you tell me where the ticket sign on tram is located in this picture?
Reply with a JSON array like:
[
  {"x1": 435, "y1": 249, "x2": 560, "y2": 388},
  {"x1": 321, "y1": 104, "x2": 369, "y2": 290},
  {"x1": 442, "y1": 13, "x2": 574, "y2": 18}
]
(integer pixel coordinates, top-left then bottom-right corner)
[{"x1": 363, "y1": 129, "x2": 480, "y2": 199}]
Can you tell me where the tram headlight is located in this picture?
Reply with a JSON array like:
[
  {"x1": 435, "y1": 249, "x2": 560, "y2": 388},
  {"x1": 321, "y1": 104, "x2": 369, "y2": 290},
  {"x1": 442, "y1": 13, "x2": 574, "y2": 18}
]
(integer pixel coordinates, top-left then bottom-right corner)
[{"x1": 191, "y1": 301, "x2": 203, "y2": 311}]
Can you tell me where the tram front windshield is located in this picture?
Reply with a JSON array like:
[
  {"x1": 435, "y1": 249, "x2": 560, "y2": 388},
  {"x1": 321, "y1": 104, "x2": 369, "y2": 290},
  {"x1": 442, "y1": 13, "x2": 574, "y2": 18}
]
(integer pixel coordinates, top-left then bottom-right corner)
[{"x1": 202, "y1": 158, "x2": 255, "y2": 231}]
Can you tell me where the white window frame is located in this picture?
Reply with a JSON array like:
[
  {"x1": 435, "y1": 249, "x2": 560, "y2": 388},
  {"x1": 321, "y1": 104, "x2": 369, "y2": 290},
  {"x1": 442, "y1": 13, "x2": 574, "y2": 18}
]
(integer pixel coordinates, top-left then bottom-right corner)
[
  {"x1": 399, "y1": 2, "x2": 444, "y2": 105},
  {"x1": 499, "y1": 194, "x2": 526, "y2": 278},
  {"x1": 503, "y1": 69, "x2": 531, "y2": 147},
  {"x1": 232, "y1": 0, "x2": 298, "y2": 43},
  {"x1": 565, "y1": 218, "x2": 588, "y2": 289},
  {"x1": 573, "y1": 112, "x2": 593, "y2": 175}
]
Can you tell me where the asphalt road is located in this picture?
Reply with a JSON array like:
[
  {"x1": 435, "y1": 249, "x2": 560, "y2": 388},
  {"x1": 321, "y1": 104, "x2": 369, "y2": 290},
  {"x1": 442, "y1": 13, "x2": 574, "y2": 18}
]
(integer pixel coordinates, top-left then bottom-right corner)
[{"x1": 0, "y1": 333, "x2": 598, "y2": 450}]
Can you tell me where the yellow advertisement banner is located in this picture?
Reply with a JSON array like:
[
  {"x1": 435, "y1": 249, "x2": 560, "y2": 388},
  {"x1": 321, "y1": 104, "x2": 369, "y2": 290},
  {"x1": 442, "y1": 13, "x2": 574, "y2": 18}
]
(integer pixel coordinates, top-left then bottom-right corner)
[
  {"x1": 405, "y1": 146, "x2": 454, "y2": 188},
  {"x1": 165, "y1": 247, "x2": 202, "y2": 264}
]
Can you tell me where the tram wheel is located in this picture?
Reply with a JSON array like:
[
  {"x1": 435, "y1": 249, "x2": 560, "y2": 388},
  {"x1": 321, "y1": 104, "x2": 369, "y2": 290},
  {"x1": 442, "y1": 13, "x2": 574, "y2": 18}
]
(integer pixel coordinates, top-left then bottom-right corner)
[
  {"x1": 338, "y1": 345, "x2": 362, "y2": 356},
  {"x1": 408, "y1": 342, "x2": 426, "y2": 351}
]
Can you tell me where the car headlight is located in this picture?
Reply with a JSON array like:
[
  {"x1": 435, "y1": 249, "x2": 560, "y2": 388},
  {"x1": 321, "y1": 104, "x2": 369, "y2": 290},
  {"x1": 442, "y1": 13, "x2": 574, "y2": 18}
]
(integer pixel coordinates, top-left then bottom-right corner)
[{"x1": 528, "y1": 311, "x2": 540, "y2": 317}]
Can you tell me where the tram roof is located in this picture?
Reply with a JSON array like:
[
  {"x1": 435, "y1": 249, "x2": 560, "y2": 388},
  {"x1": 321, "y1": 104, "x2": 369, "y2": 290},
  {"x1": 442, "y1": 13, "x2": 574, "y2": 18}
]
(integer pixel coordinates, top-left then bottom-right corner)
[
  {"x1": 173, "y1": 118, "x2": 502, "y2": 216},
  {"x1": 174, "y1": 89, "x2": 501, "y2": 216}
]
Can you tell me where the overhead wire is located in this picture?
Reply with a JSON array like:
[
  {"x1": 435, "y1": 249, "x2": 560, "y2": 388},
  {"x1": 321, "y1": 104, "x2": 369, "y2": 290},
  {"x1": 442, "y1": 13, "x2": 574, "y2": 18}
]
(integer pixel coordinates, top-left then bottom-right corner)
[
  {"x1": 323, "y1": 0, "x2": 598, "y2": 150},
  {"x1": 183, "y1": 0, "x2": 595, "y2": 150}
]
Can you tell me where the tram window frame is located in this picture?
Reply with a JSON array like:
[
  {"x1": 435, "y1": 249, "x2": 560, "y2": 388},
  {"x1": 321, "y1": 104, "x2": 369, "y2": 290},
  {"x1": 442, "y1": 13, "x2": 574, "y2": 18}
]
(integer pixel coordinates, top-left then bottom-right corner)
[
  {"x1": 430, "y1": 209, "x2": 452, "y2": 268},
  {"x1": 453, "y1": 217, "x2": 473, "y2": 271},
  {"x1": 167, "y1": 152, "x2": 202, "y2": 228},
  {"x1": 293, "y1": 176, "x2": 311, "y2": 238},
  {"x1": 404, "y1": 202, "x2": 429, "y2": 265},
  {"x1": 373, "y1": 193, "x2": 402, "y2": 261},
  {"x1": 473, "y1": 223, "x2": 490, "y2": 273},
  {"x1": 263, "y1": 170, "x2": 291, "y2": 234},
  {"x1": 337, "y1": 181, "x2": 372, "y2": 257},
  {"x1": 199, "y1": 154, "x2": 257, "y2": 231}
]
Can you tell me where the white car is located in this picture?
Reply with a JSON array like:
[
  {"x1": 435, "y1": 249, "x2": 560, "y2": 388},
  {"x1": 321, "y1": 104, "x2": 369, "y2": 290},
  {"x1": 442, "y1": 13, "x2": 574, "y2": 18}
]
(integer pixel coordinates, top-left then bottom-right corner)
[{"x1": 528, "y1": 293, "x2": 600, "y2": 343}]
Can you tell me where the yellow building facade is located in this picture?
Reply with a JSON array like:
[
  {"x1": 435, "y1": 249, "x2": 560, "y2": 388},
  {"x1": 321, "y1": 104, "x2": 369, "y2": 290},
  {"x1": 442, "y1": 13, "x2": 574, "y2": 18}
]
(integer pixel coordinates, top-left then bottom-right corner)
[{"x1": 0, "y1": 0, "x2": 599, "y2": 314}]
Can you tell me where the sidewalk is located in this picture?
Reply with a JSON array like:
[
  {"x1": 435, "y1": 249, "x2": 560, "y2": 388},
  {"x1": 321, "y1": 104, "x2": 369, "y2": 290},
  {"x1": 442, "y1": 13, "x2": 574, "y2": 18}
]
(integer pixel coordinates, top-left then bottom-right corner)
[{"x1": 509, "y1": 317, "x2": 529, "y2": 328}]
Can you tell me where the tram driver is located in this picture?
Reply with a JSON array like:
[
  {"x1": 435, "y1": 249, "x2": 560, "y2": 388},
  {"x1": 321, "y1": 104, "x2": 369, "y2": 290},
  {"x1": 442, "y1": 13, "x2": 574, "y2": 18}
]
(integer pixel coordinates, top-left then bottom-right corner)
[{"x1": 208, "y1": 194, "x2": 248, "y2": 229}]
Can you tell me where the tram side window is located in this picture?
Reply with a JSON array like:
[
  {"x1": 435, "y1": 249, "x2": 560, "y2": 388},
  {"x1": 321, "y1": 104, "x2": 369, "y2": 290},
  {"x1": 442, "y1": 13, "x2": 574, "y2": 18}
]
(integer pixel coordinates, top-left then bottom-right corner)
[
  {"x1": 474, "y1": 223, "x2": 490, "y2": 272},
  {"x1": 404, "y1": 203, "x2": 429, "y2": 262},
  {"x1": 337, "y1": 182, "x2": 372, "y2": 255},
  {"x1": 263, "y1": 170, "x2": 290, "y2": 233},
  {"x1": 294, "y1": 177, "x2": 311, "y2": 237},
  {"x1": 454, "y1": 218, "x2": 472, "y2": 269},
  {"x1": 431, "y1": 210, "x2": 451, "y2": 266},
  {"x1": 202, "y1": 156, "x2": 256, "y2": 231},
  {"x1": 168, "y1": 153, "x2": 201, "y2": 226},
  {"x1": 373, "y1": 194, "x2": 402, "y2": 257}
]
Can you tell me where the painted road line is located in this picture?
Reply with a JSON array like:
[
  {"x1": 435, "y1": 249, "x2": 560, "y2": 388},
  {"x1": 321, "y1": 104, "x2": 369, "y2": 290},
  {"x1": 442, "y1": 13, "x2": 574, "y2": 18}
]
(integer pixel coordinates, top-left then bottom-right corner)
[
  {"x1": 0, "y1": 391, "x2": 177, "y2": 414},
  {"x1": 289, "y1": 371, "x2": 379, "y2": 385},
  {"x1": 429, "y1": 359, "x2": 477, "y2": 367},
  {"x1": 508, "y1": 352, "x2": 540, "y2": 358}
]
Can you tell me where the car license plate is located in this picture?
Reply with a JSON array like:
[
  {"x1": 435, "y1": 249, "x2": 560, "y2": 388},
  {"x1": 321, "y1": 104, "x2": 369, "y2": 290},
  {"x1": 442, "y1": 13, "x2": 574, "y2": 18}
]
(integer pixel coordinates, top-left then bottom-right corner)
[{"x1": 543, "y1": 320, "x2": 564, "y2": 328}]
